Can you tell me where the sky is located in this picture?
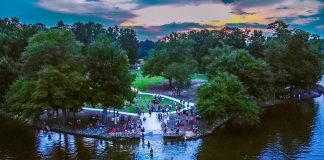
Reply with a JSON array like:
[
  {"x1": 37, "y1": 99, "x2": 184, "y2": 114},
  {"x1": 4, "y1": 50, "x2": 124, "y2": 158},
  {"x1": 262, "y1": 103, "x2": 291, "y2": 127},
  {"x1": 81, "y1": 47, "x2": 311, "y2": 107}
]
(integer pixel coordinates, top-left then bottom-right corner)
[{"x1": 0, "y1": 0, "x2": 324, "y2": 40}]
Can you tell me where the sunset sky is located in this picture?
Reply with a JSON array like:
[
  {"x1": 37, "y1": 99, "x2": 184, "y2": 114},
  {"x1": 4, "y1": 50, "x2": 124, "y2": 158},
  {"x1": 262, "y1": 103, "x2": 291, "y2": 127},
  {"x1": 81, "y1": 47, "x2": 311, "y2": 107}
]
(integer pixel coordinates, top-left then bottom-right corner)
[{"x1": 1, "y1": 0, "x2": 324, "y2": 40}]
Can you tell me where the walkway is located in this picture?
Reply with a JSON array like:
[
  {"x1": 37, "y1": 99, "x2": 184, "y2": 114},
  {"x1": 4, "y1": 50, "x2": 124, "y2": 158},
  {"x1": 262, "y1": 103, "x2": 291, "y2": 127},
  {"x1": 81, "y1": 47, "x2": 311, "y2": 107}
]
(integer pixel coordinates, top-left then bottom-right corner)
[
  {"x1": 83, "y1": 91, "x2": 196, "y2": 134},
  {"x1": 141, "y1": 113, "x2": 161, "y2": 134},
  {"x1": 83, "y1": 91, "x2": 195, "y2": 117},
  {"x1": 82, "y1": 91, "x2": 198, "y2": 159}
]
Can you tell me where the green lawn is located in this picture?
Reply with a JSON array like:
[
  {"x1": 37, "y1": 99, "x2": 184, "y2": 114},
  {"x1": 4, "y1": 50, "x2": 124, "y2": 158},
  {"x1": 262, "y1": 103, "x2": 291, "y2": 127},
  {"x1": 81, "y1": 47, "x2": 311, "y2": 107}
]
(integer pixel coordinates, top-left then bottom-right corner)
[
  {"x1": 121, "y1": 94, "x2": 185, "y2": 113},
  {"x1": 130, "y1": 69, "x2": 165, "y2": 91},
  {"x1": 191, "y1": 73, "x2": 208, "y2": 81},
  {"x1": 86, "y1": 93, "x2": 185, "y2": 114},
  {"x1": 130, "y1": 70, "x2": 208, "y2": 91}
]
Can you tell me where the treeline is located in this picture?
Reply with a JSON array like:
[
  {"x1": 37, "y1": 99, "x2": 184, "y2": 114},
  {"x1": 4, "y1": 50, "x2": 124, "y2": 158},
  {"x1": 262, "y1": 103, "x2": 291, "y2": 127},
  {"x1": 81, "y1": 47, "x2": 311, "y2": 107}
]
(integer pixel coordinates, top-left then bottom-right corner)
[
  {"x1": 0, "y1": 17, "x2": 135, "y2": 122},
  {"x1": 1, "y1": 17, "x2": 323, "y2": 126},
  {"x1": 142, "y1": 21, "x2": 324, "y2": 125}
]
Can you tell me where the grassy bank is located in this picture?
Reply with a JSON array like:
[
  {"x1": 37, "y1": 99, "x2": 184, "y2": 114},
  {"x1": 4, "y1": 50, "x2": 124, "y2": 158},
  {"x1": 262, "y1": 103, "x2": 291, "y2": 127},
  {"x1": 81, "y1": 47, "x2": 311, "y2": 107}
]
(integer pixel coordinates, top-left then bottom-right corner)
[
  {"x1": 86, "y1": 93, "x2": 186, "y2": 113},
  {"x1": 121, "y1": 94, "x2": 185, "y2": 113},
  {"x1": 130, "y1": 70, "x2": 165, "y2": 91}
]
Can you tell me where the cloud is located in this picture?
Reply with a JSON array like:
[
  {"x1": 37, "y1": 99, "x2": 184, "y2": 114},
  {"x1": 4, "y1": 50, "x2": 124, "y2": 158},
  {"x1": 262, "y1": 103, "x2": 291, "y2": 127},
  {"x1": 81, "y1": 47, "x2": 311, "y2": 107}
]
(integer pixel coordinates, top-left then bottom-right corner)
[
  {"x1": 230, "y1": 0, "x2": 285, "y2": 8},
  {"x1": 316, "y1": 25, "x2": 324, "y2": 29},
  {"x1": 229, "y1": 9, "x2": 256, "y2": 15},
  {"x1": 121, "y1": 0, "x2": 324, "y2": 29},
  {"x1": 121, "y1": 3, "x2": 232, "y2": 27},
  {"x1": 31, "y1": 0, "x2": 324, "y2": 39},
  {"x1": 36, "y1": 0, "x2": 137, "y2": 23},
  {"x1": 226, "y1": 23, "x2": 268, "y2": 29},
  {"x1": 131, "y1": 22, "x2": 214, "y2": 40},
  {"x1": 291, "y1": 17, "x2": 320, "y2": 25}
]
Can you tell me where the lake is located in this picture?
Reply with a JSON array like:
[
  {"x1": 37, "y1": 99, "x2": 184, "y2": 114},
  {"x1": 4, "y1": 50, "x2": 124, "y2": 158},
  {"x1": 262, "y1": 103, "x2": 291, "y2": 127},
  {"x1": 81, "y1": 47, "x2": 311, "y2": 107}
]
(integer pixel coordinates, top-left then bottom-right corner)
[{"x1": 1, "y1": 91, "x2": 324, "y2": 159}]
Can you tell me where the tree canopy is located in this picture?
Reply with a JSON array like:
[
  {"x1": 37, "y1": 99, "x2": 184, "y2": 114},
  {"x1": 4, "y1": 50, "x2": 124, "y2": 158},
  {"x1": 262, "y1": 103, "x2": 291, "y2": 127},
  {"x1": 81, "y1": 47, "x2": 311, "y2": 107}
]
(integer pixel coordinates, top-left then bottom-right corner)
[
  {"x1": 84, "y1": 36, "x2": 135, "y2": 121},
  {"x1": 1, "y1": 17, "x2": 323, "y2": 127},
  {"x1": 142, "y1": 39, "x2": 198, "y2": 89},
  {"x1": 205, "y1": 46, "x2": 273, "y2": 100},
  {"x1": 265, "y1": 21, "x2": 324, "y2": 91},
  {"x1": 197, "y1": 72, "x2": 259, "y2": 126}
]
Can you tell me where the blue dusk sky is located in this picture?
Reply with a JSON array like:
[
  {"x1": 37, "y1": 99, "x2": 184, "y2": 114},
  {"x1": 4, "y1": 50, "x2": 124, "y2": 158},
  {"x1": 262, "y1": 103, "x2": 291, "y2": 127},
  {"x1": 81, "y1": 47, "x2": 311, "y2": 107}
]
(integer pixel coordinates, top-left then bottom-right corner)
[{"x1": 1, "y1": 0, "x2": 324, "y2": 40}]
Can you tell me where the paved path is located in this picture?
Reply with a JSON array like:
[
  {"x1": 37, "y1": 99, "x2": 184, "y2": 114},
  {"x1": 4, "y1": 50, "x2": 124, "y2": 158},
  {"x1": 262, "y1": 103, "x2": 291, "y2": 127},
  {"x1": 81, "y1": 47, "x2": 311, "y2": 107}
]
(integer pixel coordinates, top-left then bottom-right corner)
[
  {"x1": 83, "y1": 91, "x2": 195, "y2": 116},
  {"x1": 82, "y1": 91, "x2": 198, "y2": 159},
  {"x1": 141, "y1": 113, "x2": 162, "y2": 134},
  {"x1": 83, "y1": 91, "x2": 196, "y2": 134}
]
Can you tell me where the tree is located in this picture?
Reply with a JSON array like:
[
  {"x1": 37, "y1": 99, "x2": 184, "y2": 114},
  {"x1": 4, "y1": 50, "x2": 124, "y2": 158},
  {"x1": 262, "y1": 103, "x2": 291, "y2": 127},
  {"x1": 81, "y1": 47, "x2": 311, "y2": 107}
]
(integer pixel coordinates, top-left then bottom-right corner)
[
  {"x1": 138, "y1": 40, "x2": 155, "y2": 59},
  {"x1": 0, "y1": 17, "x2": 45, "y2": 106},
  {"x1": 248, "y1": 30, "x2": 266, "y2": 58},
  {"x1": 206, "y1": 46, "x2": 273, "y2": 100},
  {"x1": 0, "y1": 18, "x2": 46, "y2": 61},
  {"x1": 118, "y1": 28, "x2": 139, "y2": 65},
  {"x1": 265, "y1": 28, "x2": 324, "y2": 92},
  {"x1": 22, "y1": 29, "x2": 82, "y2": 77},
  {"x1": 5, "y1": 79, "x2": 42, "y2": 121},
  {"x1": 6, "y1": 64, "x2": 85, "y2": 122},
  {"x1": 164, "y1": 59, "x2": 198, "y2": 94},
  {"x1": 157, "y1": 27, "x2": 249, "y2": 72},
  {"x1": 55, "y1": 20, "x2": 69, "y2": 29},
  {"x1": 142, "y1": 38, "x2": 198, "y2": 87},
  {"x1": 267, "y1": 20, "x2": 290, "y2": 38},
  {"x1": 84, "y1": 36, "x2": 134, "y2": 122},
  {"x1": 33, "y1": 64, "x2": 85, "y2": 122},
  {"x1": 0, "y1": 57, "x2": 18, "y2": 105},
  {"x1": 220, "y1": 26, "x2": 249, "y2": 49},
  {"x1": 6, "y1": 29, "x2": 85, "y2": 122},
  {"x1": 71, "y1": 21, "x2": 105, "y2": 46},
  {"x1": 142, "y1": 49, "x2": 169, "y2": 77},
  {"x1": 197, "y1": 72, "x2": 259, "y2": 126}
]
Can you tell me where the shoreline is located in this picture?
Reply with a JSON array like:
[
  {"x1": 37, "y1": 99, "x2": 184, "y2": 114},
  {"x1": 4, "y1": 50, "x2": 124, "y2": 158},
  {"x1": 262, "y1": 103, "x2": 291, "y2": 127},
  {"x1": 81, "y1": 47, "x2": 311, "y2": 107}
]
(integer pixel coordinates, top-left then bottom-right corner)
[{"x1": 1, "y1": 88, "x2": 323, "y2": 142}]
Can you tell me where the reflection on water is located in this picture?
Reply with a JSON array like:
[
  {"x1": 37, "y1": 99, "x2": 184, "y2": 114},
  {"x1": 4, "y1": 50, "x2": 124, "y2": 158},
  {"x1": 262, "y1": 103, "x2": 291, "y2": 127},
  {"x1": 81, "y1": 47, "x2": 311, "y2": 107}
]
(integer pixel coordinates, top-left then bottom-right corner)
[
  {"x1": 1, "y1": 97, "x2": 324, "y2": 159},
  {"x1": 198, "y1": 98, "x2": 324, "y2": 159}
]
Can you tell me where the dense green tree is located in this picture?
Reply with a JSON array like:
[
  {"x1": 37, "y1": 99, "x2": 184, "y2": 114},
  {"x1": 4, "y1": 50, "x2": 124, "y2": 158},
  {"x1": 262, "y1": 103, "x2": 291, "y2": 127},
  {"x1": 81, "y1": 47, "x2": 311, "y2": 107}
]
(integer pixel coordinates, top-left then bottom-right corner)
[
  {"x1": 71, "y1": 21, "x2": 105, "y2": 46},
  {"x1": 71, "y1": 23, "x2": 139, "y2": 64},
  {"x1": 164, "y1": 59, "x2": 198, "y2": 93},
  {"x1": 84, "y1": 36, "x2": 134, "y2": 122},
  {"x1": 55, "y1": 20, "x2": 69, "y2": 29},
  {"x1": 6, "y1": 29, "x2": 85, "y2": 121},
  {"x1": 138, "y1": 40, "x2": 155, "y2": 58},
  {"x1": 22, "y1": 29, "x2": 82, "y2": 76},
  {"x1": 0, "y1": 17, "x2": 46, "y2": 61},
  {"x1": 158, "y1": 27, "x2": 249, "y2": 72},
  {"x1": 265, "y1": 28, "x2": 323, "y2": 92},
  {"x1": 267, "y1": 20, "x2": 291, "y2": 38},
  {"x1": 220, "y1": 26, "x2": 249, "y2": 49},
  {"x1": 5, "y1": 79, "x2": 41, "y2": 120},
  {"x1": 118, "y1": 28, "x2": 139, "y2": 65},
  {"x1": 0, "y1": 57, "x2": 18, "y2": 105},
  {"x1": 0, "y1": 17, "x2": 46, "y2": 106},
  {"x1": 6, "y1": 64, "x2": 85, "y2": 122},
  {"x1": 142, "y1": 49, "x2": 169, "y2": 78},
  {"x1": 197, "y1": 72, "x2": 259, "y2": 125},
  {"x1": 206, "y1": 46, "x2": 273, "y2": 100},
  {"x1": 142, "y1": 39, "x2": 198, "y2": 88},
  {"x1": 33, "y1": 64, "x2": 85, "y2": 121},
  {"x1": 248, "y1": 30, "x2": 266, "y2": 58}
]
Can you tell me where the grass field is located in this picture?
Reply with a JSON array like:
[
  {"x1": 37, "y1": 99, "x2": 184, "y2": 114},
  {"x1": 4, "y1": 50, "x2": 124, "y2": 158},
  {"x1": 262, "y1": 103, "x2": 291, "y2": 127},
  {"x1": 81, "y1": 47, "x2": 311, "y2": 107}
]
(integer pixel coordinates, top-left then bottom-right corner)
[
  {"x1": 87, "y1": 93, "x2": 185, "y2": 114},
  {"x1": 130, "y1": 69, "x2": 165, "y2": 91},
  {"x1": 191, "y1": 73, "x2": 208, "y2": 81},
  {"x1": 130, "y1": 70, "x2": 208, "y2": 91},
  {"x1": 121, "y1": 94, "x2": 185, "y2": 113}
]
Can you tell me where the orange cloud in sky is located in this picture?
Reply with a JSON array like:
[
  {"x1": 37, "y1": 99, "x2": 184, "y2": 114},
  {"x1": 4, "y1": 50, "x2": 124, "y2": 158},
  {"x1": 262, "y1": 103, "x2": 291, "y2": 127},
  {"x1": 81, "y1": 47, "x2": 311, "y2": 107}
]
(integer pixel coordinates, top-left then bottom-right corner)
[
  {"x1": 121, "y1": 3, "x2": 232, "y2": 27},
  {"x1": 122, "y1": 0, "x2": 323, "y2": 27}
]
